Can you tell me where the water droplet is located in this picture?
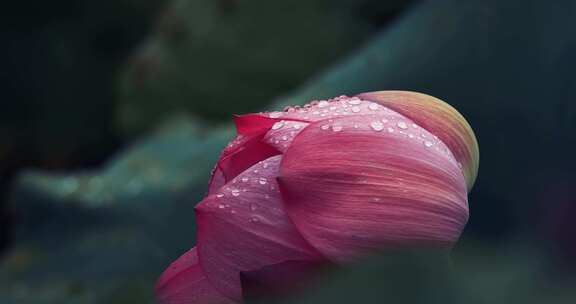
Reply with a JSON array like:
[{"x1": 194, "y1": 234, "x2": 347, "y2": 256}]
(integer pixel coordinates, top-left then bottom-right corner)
[
  {"x1": 249, "y1": 218, "x2": 259, "y2": 223},
  {"x1": 368, "y1": 103, "x2": 379, "y2": 110},
  {"x1": 424, "y1": 141, "x2": 433, "y2": 147},
  {"x1": 312, "y1": 111, "x2": 320, "y2": 115},
  {"x1": 347, "y1": 98, "x2": 362, "y2": 105},
  {"x1": 258, "y1": 178, "x2": 268, "y2": 185},
  {"x1": 269, "y1": 112, "x2": 282, "y2": 118},
  {"x1": 218, "y1": 204, "x2": 226, "y2": 209},
  {"x1": 351, "y1": 106, "x2": 361, "y2": 113},
  {"x1": 253, "y1": 170, "x2": 259, "y2": 173},
  {"x1": 370, "y1": 121, "x2": 384, "y2": 131},
  {"x1": 216, "y1": 193, "x2": 224, "y2": 198},
  {"x1": 281, "y1": 135, "x2": 288, "y2": 141},
  {"x1": 330, "y1": 106, "x2": 337, "y2": 111},
  {"x1": 250, "y1": 204, "x2": 258, "y2": 211},
  {"x1": 387, "y1": 127, "x2": 395, "y2": 133},
  {"x1": 397, "y1": 121, "x2": 408, "y2": 129},
  {"x1": 353, "y1": 124, "x2": 359, "y2": 129},
  {"x1": 332, "y1": 125, "x2": 343, "y2": 132},
  {"x1": 318, "y1": 100, "x2": 329, "y2": 108},
  {"x1": 321, "y1": 125, "x2": 330, "y2": 130},
  {"x1": 272, "y1": 121, "x2": 285, "y2": 130},
  {"x1": 381, "y1": 118, "x2": 388, "y2": 123},
  {"x1": 408, "y1": 133, "x2": 415, "y2": 138},
  {"x1": 263, "y1": 163, "x2": 269, "y2": 168},
  {"x1": 293, "y1": 124, "x2": 302, "y2": 130},
  {"x1": 231, "y1": 189, "x2": 241, "y2": 197},
  {"x1": 412, "y1": 123, "x2": 418, "y2": 128}
]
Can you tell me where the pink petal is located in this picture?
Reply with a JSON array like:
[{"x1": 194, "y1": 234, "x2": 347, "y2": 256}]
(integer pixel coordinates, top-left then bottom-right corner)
[
  {"x1": 195, "y1": 155, "x2": 324, "y2": 300},
  {"x1": 156, "y1": 247, "x2": 235, "y2": 304},
  {"x1": 278, "y1": 115, "x2": 468, "y2": 263},
  {"x1": 208, "y1": 113, "x2": 309, "y2": 189},
  {"x1": 217, "y1": 133, "x2": 280, "y2": 182},
  {"x1": 233, "y1": 114, "x2": 277, "y2": 135},
  {"x1": 358, "y1": 91, "x2": 479, "y2": 189}
]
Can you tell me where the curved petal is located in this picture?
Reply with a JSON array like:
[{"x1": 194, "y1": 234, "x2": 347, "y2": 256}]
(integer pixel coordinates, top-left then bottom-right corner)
[
  {"x1": 279, "y1": 115, "x2": 468, "y2": 263},
  {"x1": 358, "y1": 91, "x2": 479, "y2": 189},
  {"x1": 156, "y1": 247, "x2": 235, "y2": 304},
  {"x1": 196, "y1": 155, "x2": 324, "y2": 300},
  {"x1": 207, "y1": 113, "x2": 309, "y2": 192}
]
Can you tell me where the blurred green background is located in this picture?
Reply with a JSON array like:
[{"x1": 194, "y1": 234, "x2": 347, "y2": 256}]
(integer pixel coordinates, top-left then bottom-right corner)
[{"x1": 1, "y1": 0, "x2": 576, "y2": 303}]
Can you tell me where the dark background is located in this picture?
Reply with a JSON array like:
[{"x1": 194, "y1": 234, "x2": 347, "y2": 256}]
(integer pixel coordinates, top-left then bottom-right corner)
[{"x1": 1, "y1": 0, "x2": 575, "y2": 303}]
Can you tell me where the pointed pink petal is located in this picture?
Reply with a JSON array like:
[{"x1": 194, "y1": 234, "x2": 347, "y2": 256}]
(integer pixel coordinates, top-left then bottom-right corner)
[
  {"x1": 233, "y1": 114, "x2": 277, "y2": 135},
  {"x1": 217, "y1": 133, "x2": 280, "y2": 182},
  {"x1": 278, "y1": 115, "x2": 468, "y2": 263},
  {"x1": 156, "y1": 248, "x2": 235, "y2": 304},
  {"x1": 195, "y1": 155, "x2": 324, "y2": 300}
]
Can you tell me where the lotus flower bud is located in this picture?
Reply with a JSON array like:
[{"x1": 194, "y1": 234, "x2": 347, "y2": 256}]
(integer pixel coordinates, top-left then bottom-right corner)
[{"x1": 156, "y1": 91, "x2": 479, "y2": 303}]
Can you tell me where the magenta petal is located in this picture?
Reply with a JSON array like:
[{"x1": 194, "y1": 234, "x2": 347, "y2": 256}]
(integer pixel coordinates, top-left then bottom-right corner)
[
  {"x1": 279, "y1": 115, "x2": 468, "y2": 263},
  {"x1": 156, "y1": 247, "x2": 235, "y2": 304},
  {"x1": 233, "y1": 114, "x2": 277, "y2": 135},
  {"x1": 195, "y1": 155, "x2": 324, "y2": 300}
]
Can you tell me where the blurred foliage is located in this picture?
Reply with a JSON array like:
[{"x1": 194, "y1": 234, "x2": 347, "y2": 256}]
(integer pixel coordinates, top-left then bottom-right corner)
[
  {"x1": 118, "y1": 0, "x2": 413, "y2": 135},
  {"x1": 0, "y1": 117, "x2": 229, "y2": 303}
]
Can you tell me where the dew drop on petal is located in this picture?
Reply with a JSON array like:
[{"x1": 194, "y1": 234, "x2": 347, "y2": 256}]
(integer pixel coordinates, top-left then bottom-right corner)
[
  {"x1": 370, "y1": 121, "x2": 384, "y2": 131},
  {"x1": 231, "y1": 189, "x2": 241, "y2": 196},
  {"x1": 218, "y1": 204, "x2": 226, "y2": 209},
  {"x1": 249, "y1": 218, "x2": 260, "y2": 224},
  {"x1": 216, "y1": 193, "x2": 224, "y2": 198},
  {"x1": 250, "y1": 204, "x2": 258, "y2": 211},
  {"x1": 412, "y1": 123, "x2": 418, "y2": 128},
  {"x1": 241, "y1": 177, "x2": 249, "y2": 183},
  {"x1": 347, "y1": 97, "x2": 362, "y2": 105},
  {"x1": 272, "y1": 121, "x2": 285, "y2": 130},
  {"x1": 381, "y1": 118, "x2": 388, "y2": 123},
  {"x1": 281, "y1": 135, "x2": 288, "y2": 141},
  {"x1": 269, "y1": 112, "x2": 282, "y2": 118},
  {"x1": 368, "y1": 103, "x2": 379, "y2": 110},
  {"x1": 397, "y1": 121, "x2": 408, "y2": 129},
  {"x1": 387, "y1": 127, "x2": 395, "y2": 133},
  {"x1": 321, "y1": 125, "x2": 330, "y2": 130},
  {"x1": 293, "y1": 124, "x2": 302, "y2": 130},
  {"x1": 424, "y1": 141, "x2": 434, "y2": 147},
  {"x1": 258, "y1": 178, "x2": 268, "y2": 185},
  {"x1": 351, "y1": 106, "x2": 361, "y2": 113},
  {"x1": 408, "y1": 133, "x2": 415, "y2": 138},
  {"x1": 318, "y1": 100, "x2": 329, "y2": 108},
  {"x1": 332, "y1": 125, "x2": 343, "y2": 132}
]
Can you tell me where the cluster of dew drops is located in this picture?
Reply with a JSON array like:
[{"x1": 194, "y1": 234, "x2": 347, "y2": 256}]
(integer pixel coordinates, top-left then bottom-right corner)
[
  {"x1": 212, "y1": 159, "x2": 283, "y2": 224},
  {"x1": 268, "y1": 95, "x2": 451, "y2": 155}
]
